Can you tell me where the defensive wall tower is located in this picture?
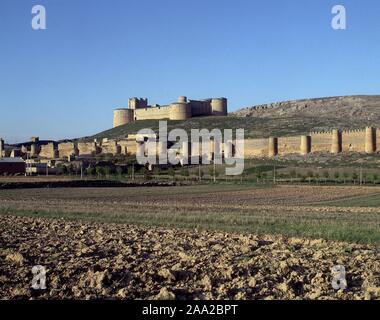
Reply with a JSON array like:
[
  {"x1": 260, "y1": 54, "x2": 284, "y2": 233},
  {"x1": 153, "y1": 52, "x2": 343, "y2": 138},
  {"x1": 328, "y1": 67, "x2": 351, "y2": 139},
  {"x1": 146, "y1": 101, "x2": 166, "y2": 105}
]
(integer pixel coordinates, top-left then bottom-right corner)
[
  {"x1": 211, "y1": 98, "x2": 228, "y2": 116},
  {"x1": 178, "y1": 96, "x2": 188, "y2": 103},
  {"x1": 268, "y1": 137, "x2": 278, "y2": 157},
  {"x1": 113, "y1": 108, "x2": 135, "y2": 128},
  {"x1": 331, "y1": 129, "x2": 342, "y2": 153},
  {"x1": 300, "y1": 135, "x2": 311, "y2": 155},
  {"x1": 169, "y1": 102, "x2": 192, "y2": 120},
  {"x1": 0, "y1": 138, "x2": 4, "y2": 158},
  {"x1": 365, "y1": 127, "x2": 376, "y2": 153}
]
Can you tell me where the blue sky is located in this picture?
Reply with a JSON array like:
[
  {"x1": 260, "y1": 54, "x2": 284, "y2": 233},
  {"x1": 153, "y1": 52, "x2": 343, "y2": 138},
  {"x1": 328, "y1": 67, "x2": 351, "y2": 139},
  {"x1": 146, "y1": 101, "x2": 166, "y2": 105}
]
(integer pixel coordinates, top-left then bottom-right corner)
[{"x1": 0, "y1": 0, "x2": 379, "y2": 142}]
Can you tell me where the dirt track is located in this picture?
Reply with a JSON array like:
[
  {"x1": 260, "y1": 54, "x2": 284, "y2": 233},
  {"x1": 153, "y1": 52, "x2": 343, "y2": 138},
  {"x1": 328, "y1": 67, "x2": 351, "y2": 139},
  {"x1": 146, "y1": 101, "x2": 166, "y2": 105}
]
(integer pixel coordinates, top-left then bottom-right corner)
[{"x1": 0, "y1": 215, "x2": 379, "y2": 300}]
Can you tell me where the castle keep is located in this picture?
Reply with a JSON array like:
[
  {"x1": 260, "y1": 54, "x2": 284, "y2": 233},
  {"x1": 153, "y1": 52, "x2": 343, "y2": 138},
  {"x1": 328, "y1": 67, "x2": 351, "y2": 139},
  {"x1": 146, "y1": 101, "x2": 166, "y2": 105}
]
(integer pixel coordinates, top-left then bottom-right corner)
[{"x1": 113, "y1": 96, "x2": 228, "y2": 128}]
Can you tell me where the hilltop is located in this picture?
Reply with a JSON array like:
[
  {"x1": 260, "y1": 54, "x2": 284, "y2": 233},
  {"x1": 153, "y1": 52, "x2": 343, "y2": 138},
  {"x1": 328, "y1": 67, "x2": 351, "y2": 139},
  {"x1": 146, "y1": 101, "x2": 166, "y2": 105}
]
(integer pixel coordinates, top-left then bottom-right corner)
[
  {"x1": 83, "y1": 95, "x2": 380, "y2": 141},
  {"x1": 232, "y1": 95, "x2": 380, "y2": 119}
]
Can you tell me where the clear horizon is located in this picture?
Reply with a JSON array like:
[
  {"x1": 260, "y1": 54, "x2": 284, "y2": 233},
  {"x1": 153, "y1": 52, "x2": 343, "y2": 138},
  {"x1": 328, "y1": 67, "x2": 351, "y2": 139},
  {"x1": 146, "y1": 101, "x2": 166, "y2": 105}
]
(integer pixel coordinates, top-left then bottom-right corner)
[{"x1": 1, "y1": 0, "x2": 380, "y2": 143}]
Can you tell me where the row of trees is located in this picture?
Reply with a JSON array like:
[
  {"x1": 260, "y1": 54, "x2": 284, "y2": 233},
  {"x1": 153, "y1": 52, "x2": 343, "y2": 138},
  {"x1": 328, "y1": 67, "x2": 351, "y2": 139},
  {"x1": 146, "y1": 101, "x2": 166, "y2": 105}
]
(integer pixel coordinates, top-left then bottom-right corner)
[
  {"x1": 59, "y1": 162, "x2": 380, "y2": 185},
  {"x1": 254, "y1": 168, "x2": 378, "y2": 184},
  {"x1": 59, "y1": 163, "x2": 224, "y2": 182}
]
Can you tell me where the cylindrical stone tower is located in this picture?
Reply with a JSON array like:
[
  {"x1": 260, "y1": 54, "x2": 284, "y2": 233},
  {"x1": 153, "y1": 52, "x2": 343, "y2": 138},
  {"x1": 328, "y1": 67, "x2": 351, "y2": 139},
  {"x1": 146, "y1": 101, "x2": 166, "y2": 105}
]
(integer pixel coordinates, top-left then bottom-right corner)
[
  {"x1": 211, "y1": 98, "x2": 228, "y2": 116},
  {"x1": 178, "y1": 96, "x2": 187, "y2": 103},
  {"x1": 365, "y1": 127, "x2": 376, "y2": 153},
  {"x1": 300, "y1": 135, "x2": 311, "y2": 155},
  {"x1": 113, "y1": 108, "x2": 134, "y2": 128},
  {"x1": 169, "y1": 102, "x2": 192, "y2": 120},
  {"x1": 331, "y1": 130, "x2": 342, "y2": 154},
  {"x1": 268, "y1": 137, "x2": 278, "y2": 157}
]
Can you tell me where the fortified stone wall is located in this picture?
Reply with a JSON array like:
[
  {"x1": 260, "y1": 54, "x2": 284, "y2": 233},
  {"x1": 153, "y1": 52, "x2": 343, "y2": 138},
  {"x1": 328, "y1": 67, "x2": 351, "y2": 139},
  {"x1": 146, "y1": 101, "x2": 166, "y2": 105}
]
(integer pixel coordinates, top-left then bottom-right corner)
[
  {"x1": 58, "y1": 142, "x2": 77, "y2": 158},
  {"x1": 244, "y1": 138, "x2": 268, "y2": 157},
  {"x1": 310, "y1": 131, "x2": 332, "y2": 153},
  {"x1": 29, "y1": 127, "x2": 380, "y2": 161},
  {"x1": 278, "y1": 136, "x2": 301, "y2": 155},
  {"x1": 39, "y1": 143, "x2": 56, "y2": 159},
  {"x1": 77, "y1": 142, "x2": 98, "y2": 156},
  {"x1": 101, "y1": 140, "x2": 121, "y2": 155},
  {"x1": 342, "y1": 129, "x2": 366, "y2": 152},
  {"x1": 189, "y1": 100, "x2": 212, "y2": 117},
  {"x1": 134, "y1": 106, "x2": 171, "y2": 120}
]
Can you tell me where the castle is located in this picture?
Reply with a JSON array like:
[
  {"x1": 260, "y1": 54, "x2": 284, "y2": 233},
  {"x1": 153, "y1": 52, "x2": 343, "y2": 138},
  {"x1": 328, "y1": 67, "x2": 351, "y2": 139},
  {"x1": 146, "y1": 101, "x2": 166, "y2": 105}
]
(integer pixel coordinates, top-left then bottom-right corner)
[{"x1": 113, "y1": 96, "x2": 228, "y2": 128}]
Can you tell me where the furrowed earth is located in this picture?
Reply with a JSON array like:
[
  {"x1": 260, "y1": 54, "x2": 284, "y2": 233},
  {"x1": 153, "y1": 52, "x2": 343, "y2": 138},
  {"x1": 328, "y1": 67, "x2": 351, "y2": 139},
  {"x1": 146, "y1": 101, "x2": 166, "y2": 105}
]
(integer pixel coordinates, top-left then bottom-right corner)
[
  {"x1": 0, "y1": 215, "x2": 379, "y2": 300},
  {"x1": 0, "y1": 184, "x2": 379, "y2": 300}
]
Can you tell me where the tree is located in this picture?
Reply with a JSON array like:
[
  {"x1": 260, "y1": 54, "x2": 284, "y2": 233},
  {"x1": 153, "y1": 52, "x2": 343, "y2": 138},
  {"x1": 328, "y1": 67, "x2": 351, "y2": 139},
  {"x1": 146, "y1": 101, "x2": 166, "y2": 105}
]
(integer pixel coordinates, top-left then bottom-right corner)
[
  {"x1": 116, "y1": 166, "x2": 123, "y2": 179},
  {"x1": 95, "y1": 166, "x2": 103, "y2": 179},
  {"x1": 181, "y1": 167, "x2": 190, "y2": 179},
  {"x1": 86, "y1": 167, "x2": 95, "y2": 177},
  {"x1": 352, "y1": 172, "x2": 358, "y2": 184},
  {"x1": 61, "y1": 165, "x2": 68, "y2": 175},
  {"x1": 289, "y1": 170, "x2": 297, "y2": 183},
  {"x1": 199, "y1": 169, "x2": 205, "y2": 181},
  {"x1": 140, "y1": 166, "x2": 147, "y2": 178},
  {"x1": 127, "y1": 165, "x2": 134, "y2": 180},
  {"x1": 343, "y1": 172, "x2": 349, "y2": 184},
  {"x1": 334, "y1": 172, "x2": 340, "y2": 184},
  {"x1": 323, "y1": 171, "x2": 329, "y2": 184},
  {"x1": 104, "y1": 166, "x2": 111, "y2": 178},
  {"x1": 67, "y1": 164, "x2": 74, "y2": 176},
  {"x1": 256, "y1": 169, "x2": 263, "y2": 183},
  {"x1": 362, "y1": 172, "x2": 368, "y2": 184},
  {"x1": 315, "y1": 172, "x2": 320, "y2": 185},
  {"x1": 153, "y1": 166, "x2": 161, "y2": 179},
  {"x1": 208, "y1": 167, "x2": 214, "y2": 180},
  {"x1": 373, "y1": 173, "x2": 378, "y2": 185},
  {"x1": 168, "y1": 167, "x2": 175, "y2": 181},
  {"x1": 307, "y1": 170, "x2": 314, "y2": 184}
]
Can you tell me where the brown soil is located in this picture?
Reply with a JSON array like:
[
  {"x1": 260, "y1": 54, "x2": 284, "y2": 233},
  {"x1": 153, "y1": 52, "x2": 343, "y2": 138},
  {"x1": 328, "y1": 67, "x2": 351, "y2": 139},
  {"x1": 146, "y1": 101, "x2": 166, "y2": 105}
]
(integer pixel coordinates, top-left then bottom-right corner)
[{"x1": 0, "y1": 215, "x2": 379, "y2": 300}]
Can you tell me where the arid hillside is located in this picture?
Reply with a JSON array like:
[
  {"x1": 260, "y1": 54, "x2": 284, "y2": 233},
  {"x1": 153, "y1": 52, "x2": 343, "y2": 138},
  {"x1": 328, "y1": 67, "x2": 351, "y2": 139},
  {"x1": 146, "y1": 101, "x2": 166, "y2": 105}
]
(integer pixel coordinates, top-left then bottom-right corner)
[{"x1": 232, "y1": 95, "x2": 380, "y2": 120}]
